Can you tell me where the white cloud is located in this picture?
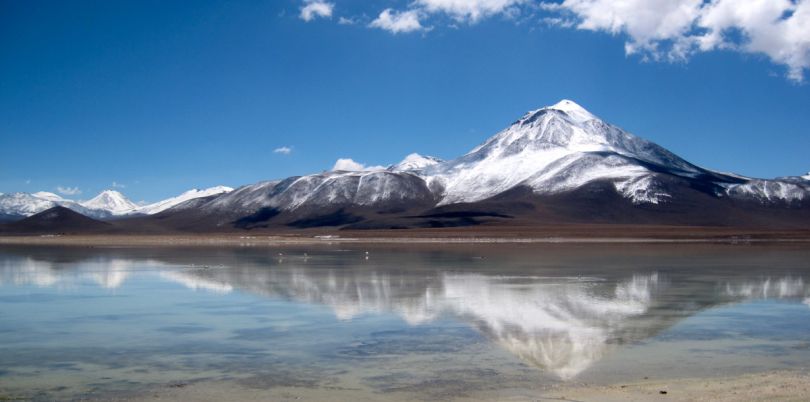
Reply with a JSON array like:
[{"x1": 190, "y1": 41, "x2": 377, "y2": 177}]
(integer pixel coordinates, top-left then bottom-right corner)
[
  {"x1": 313, "y1": 0, "x2": 808, "y2": 81},
  {"x1": 332, "y1": 158, "x2": 385, "y2": 172},
  {"x1": 300, "y1": 0, "x2": 333, "y2": 22},
  {"x1": 415, "y1": 0, "x2": 527, "y2": 22},
  {"x1": 273, "y1": 146, "x2": 292, "y2": 155},
  {"x1": 57, "y1": 186, "x2": 81, "y2": 196},
  {"x1": 370, "y1": 9, "x2": 427, "y2": 33},
  {"x1": 544, "y1": 0, "x2": 810, "y2": 82},
  {"x1": 111, "y1": 181, "x2": 125, "y2": 188}
]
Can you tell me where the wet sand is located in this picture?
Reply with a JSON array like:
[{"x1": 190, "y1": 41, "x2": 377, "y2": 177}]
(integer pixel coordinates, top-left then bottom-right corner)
[{"x1": 89, "y1": 370, "x2": 810, "y2": 401}]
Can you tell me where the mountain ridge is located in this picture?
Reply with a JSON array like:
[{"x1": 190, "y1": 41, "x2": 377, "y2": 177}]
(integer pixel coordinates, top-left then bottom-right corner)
[
  {"x1": 0, "y1": 186, "x2": 233, "y2": 220},
  {"x1": 2, "y1": 100, "x2": 808, "y2": 232}
]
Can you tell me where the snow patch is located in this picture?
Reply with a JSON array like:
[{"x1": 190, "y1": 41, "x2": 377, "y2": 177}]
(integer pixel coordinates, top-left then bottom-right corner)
[
  {"x1": 136, "y1": 186, "x2": 233, "y2": 215},
  {"x1": 726, "y1": 180, "x2": 807, "y2": 203},
  {"x1": 614, "y1": 175, "x2": 671, "y2": 205}
]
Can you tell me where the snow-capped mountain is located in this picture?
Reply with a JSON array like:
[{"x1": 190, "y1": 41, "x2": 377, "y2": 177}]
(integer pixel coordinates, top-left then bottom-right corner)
[
  {"x1": 0, "y1": 190, "x2": 138, "y2": 219},
  {"x1": 196, "y1": 100, "x2": 807, "y2": 224},
  {"x1": 3, "y1": 100, "x2": 808, "y2": 230},
  {"x1": 0, "y1": 192, "x2": 103, "y2": 220},
  {"x1": 388, "y1": 153, "x2": 444, "y2": 172},
  {"x1": 0, "y1": 193, "x2": 67, "y2": 218},
  {"x1": 201, "y1": 170, "x2": 435, "y2": 216},
  {"x1": 80, "y1": 190, "x2": 138, "y2": 215},
  {"x1": 0, "y1": 186, "x2": 234, "y2": 221},
  {"x1": 417, "y1": 100, "x2": 804, "y2": 206},
  {"x1": 423, "y1": 100, "x2": 707, "y2": 205},
  {"x1": 135, "y1": 186, "x2": 233, "y2": 215}
]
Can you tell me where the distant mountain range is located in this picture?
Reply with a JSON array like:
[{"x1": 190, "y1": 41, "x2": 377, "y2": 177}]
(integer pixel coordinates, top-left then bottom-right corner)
[
  {"x1": 0, "y1": 186, "x2": 233, "y2": 222},
  {"x1": 2, "y1": 100, "x2": 809, "y2": 233}
]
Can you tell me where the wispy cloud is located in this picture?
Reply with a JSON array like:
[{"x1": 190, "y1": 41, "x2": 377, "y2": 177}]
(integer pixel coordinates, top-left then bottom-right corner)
[
  {"x1": 25, "y1": 179, "x2": 31, "y2": 185},
  {"x1": 338, "y1": 16, "x2": 356, "y2": 25},
  {"x1": 273, "y1": 146, "x2": 292, "y2": 155},
  {"x1": 368, "y1": 0, "x2": 526, "y2": 34},
  {"x1": 112, "y1": 181, "x2": 126, "y2": 188},
  {"x1": 332, "y1": 158, "x2": 385, "y2": 172},
  {"x1": 56, "y1": 186, "x2": 81, "y2": 196},
  {"x1": 300, "y1": 0, "x2": 334, "y2": 22},
  {"x1": 415, "y1": 0, "x2": 528, "y2": 23},
  {"x1": 370, "y1": 9, "x2": 427, "y2": 34}
]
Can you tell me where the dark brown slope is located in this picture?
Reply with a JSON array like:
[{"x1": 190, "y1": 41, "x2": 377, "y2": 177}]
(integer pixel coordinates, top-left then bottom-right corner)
[
  {"x1": 99, "y1": 179, "x2": 810, "y2": 235},
  {"x1": 0, "y1": 206, "x2": 113, "y2": 234},
  {"x1": 340, "y1": 179, "x2": 810, "y2": 230}
]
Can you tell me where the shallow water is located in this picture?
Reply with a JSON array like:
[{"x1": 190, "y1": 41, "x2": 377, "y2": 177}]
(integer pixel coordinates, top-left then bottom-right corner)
[{"x1": 1, "y1": 243, "x2": 810, "y2": 400}]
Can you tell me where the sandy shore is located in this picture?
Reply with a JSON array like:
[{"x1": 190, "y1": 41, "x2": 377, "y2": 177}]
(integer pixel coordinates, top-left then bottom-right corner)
[
  {"x1": 104, "y1": 370, "x2": 810, "y2": 401},
  {"x1": 540, "y1": 370, "x2": 810, "y2": 402}
]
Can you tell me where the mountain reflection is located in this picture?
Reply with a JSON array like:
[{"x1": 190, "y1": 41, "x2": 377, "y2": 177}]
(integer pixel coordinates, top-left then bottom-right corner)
[{"x1": 2, "y1": 251, "x2": 810, "y2": 380}]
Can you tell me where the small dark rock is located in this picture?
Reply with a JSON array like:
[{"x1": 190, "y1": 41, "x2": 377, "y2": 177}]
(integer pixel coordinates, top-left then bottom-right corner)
[{"x1": 660, "y1": 390, "x2": 668, "y2": 395}]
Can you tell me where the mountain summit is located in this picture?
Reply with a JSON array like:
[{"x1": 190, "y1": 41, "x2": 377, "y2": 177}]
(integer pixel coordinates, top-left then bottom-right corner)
[
  {"x1": 80, "y1": 190, "x2": 138, "y2": 215},
  {"x1": 545, "y1": 99, "x2": 597, "y2": 122},
  {"x1": 389, "y1": 153, "x2": 444, "y2": 172},
  {"x1": 427, "y1": 100, "x2": 709, "y2": 205}
]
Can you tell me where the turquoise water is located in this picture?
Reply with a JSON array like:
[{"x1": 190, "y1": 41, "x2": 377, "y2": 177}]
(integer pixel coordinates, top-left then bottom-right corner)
[{"x1": 1, "y1": 243, "x2": 810, "y2": 400}]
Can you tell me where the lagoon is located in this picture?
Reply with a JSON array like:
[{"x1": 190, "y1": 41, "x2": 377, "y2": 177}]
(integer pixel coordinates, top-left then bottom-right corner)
[{"x1": 1, "y1": 243, "x2": 810, "y2": 400}]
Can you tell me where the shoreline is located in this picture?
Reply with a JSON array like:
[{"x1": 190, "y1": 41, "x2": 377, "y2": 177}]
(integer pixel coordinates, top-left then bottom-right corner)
[
  {"x1": 54, "y1": 369, "x2": 809, "y2": 401},
  {"x1": 6, "y1": 369, "x2": 807, "y2": 401},
  {"x1": 1, "y1": 233, "x2": 810, "y2": 247}
]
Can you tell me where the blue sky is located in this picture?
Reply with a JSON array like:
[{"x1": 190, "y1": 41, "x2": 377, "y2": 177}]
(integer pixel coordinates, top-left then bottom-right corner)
[{"x1": 1, "y1": 0, "x2": 809, "y2": 203}]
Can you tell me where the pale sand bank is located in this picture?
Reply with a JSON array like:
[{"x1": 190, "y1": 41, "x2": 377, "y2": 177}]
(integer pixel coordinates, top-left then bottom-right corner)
[{"x1": 541, "y1": 370, "x2": 810, "y2": 402}]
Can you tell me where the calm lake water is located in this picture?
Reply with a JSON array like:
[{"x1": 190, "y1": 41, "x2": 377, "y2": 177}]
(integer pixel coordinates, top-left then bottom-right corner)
[{"x1": 1, "y1": 243, "x2": 810, "y2": 400}]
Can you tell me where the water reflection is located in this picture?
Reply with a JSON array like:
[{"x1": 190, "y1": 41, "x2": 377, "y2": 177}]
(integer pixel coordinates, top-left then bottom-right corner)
[
  {"x1": 2, "y1": 247, "x2": 810, "y2": 381},
  {"x1": 723, "y1": 277, "x2": 805, "y2": 299},
  {"x1": 442, "y1": 273, "x2": 660, "y2": 379},
  {"x1": 0, "y1": 256, "x2": 141, "y2": 289}
]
